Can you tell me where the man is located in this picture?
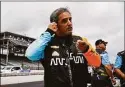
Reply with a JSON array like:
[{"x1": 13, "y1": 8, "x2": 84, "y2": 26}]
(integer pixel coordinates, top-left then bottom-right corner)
[
  {"x1": 114, "y1": 50, "x2": 125, "y2": 87},
  {"x1": 25, "y1": 7, "x2": 101, "y2": 87},
  {"x1": 91, "y1": 39, "x2": 116, "y2": 87}
]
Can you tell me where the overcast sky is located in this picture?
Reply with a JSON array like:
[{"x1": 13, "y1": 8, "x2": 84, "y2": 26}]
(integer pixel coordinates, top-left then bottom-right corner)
[{"x1": 1, "y1": 2, "x2": 124, "y2": 64}]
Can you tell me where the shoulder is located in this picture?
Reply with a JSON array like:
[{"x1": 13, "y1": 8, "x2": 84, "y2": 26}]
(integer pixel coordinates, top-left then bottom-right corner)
[
  {"x1": 114, "y1": 55, "x2": 122, "y2": 68},
  {"x1": 117, "y1": 50, "x2": 124, "y2": 56},
  {"x1": 72, "y1": 35, "x2": 88, "y2": 41},
  {"x1": 103, "y1": 51, "x2": 108, "y2": 54},
  {"x1": 101, "y1": 51, "x2": 109, "y2": 58},
  {"x1": 72, "y1": 35, "x2": 82, "y2": 40}
]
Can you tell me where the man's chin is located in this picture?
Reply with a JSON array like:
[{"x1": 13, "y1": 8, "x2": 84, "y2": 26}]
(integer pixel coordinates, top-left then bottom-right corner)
[{"x1": 66, "y1": 31, "x2": 72, "y2": 35}]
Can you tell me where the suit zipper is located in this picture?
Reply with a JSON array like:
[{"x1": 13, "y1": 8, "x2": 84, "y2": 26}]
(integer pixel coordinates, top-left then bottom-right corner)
[{"x1": 66, "y1": 47, "x2": 73, "y2": 87}]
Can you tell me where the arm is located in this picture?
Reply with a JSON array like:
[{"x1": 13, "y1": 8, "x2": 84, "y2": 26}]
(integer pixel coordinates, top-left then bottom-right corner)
[
  {"x1": 104, "y1": 65, "x2": 114, "y2": 78},
  {"x1": 25, "y1": 22, "x2": 58, "y2": 61},
  {"x1": 25, "y1": 29, "x2": 55, "y2": 61},
  {"x1": 114, "y1": 55, "x2": 125, "y2": 80},
  {"x1": 105, "y1": 65, "x2": 116, "y2": 84},
  {"x1": 101, "y1": 52, "x2": 116, "y2": 83},
  {"x1": 76, "y1": 37, "x2": 101, "y2": 68},
  {"x1": 101, "y1": 52, "x2": 113, "y2": 78},
  {"x1": 115, "y1": 69, "x2": 125, "y2": 80}
]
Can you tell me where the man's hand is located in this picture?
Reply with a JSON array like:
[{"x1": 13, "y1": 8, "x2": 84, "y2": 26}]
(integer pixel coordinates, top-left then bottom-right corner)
[
  {"x1": 76, "y1": 40, "x2": 89, "y2": 53},
  {"x1": 110, "y1": 77, "x2": 116, "y2": 85},
  {"x1": 48, "y1": 22, "x2": 58, "y2": 32},
  {"x1": 122, "y1": 74, "x2": 125, "y2": 80}
]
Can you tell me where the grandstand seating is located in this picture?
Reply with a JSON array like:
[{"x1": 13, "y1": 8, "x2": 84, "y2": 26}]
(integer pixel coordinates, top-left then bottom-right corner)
[{"x1": 0, "y1": 31, "x2": 43, "y2": 70}]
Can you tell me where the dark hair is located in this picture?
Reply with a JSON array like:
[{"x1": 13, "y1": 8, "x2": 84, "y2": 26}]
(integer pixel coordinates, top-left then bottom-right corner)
[
  {"x1": 50, "y1": 7, "x2": 71, "y2": 23},
  {"x1": 95, "y1": 39, "x2": 108, "y2": 46}
]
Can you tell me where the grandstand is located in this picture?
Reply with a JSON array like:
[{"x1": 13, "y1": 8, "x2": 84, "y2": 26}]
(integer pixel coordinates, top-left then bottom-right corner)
[{"x1": 0, "y1": 31, "x2": 43, "y2": 70}]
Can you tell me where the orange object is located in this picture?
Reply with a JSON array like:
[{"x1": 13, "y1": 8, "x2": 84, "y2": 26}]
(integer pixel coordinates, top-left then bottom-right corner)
[
  {"x1": 83, "y1": 49, "x2": 101, "y2": 68},
  {"x1": 82, "y1": 37, "x2": 101, "y2": 68}
]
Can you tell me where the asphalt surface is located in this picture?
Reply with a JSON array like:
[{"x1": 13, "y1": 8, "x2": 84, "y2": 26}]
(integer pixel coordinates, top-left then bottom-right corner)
[{"x1": 1, "y1": 81, "x2": 44, "y2": 87}]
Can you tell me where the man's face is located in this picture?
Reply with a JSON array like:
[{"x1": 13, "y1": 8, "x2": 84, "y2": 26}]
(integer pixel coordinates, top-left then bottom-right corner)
[
  {"x1": 57, "y1": 12, "x2": 73, "y2": 36},
  {"x1": 99, "y1": 43, "x2": 106, "y2": 51}
]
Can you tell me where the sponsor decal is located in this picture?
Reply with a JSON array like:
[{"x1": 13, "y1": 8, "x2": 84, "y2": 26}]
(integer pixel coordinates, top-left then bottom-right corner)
[
  {"x1": 50, "y1": 52, "x2": 84, "y2": 66},
  {"x1": 52, "y1": 51, "x2": 59, "y2": 56}
]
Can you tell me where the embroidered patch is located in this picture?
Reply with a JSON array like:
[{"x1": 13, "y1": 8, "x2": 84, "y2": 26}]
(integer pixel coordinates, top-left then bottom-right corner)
[{"x1": 51, "y1": 46, "x2": 59, "y2": 49}]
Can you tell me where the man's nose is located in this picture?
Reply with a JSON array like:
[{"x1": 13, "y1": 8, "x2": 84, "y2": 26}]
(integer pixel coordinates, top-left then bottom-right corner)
[{"x1": 68, "y1": 20, "x2": 72, "y2": 26}]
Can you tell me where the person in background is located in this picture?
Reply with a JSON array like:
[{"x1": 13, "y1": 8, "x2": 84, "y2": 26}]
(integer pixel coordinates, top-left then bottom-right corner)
[
  {"x1": 91, "y1": 39, "x2": 116, "y2": 87},
  {"x1": 25, "y1": 7, "x2": 101, "y2": 87},
  {"x1": 114, "y1": 50, "x2": 125, "y2": 87}
]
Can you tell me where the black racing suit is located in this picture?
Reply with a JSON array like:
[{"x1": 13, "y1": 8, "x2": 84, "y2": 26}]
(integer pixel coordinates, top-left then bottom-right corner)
[{"x1": 26, "y1": 29, "x2": 90, "y2": 87}]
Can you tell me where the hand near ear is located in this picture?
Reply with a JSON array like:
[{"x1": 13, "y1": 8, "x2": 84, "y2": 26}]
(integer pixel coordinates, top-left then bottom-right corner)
[{"x1": 48, "y1": 22, "x2": 58, "y2": 32}]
